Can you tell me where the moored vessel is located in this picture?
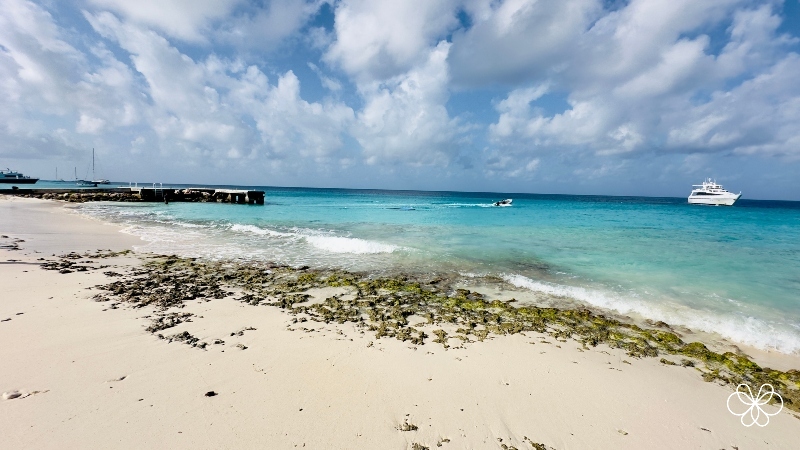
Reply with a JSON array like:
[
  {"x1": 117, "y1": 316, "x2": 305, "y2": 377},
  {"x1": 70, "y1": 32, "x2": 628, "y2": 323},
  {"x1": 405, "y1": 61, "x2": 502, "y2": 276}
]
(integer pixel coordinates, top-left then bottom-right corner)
[
  {"x1": 0, "y1": 168, "x2": 38, "y2": 184},
  {"x1": 74, "y1": 166, "x2": 96, "y2": 187},
  {"x1": 91, "y1": 149, "x2": 110, "y2": 184},
  {"x1": 688, "y1": 179, "x2": 741, "y2": 206}
]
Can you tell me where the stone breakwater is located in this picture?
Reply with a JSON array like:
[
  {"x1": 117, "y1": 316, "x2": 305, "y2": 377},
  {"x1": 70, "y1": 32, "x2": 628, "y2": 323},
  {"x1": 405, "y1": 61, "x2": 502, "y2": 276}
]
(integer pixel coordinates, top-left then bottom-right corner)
[
  {"x1": 39, "y1": 252, "x2": 800, "y2": 414},
  {"x1": 4, "y1": 188, "x2": 264, "y2": 204},
  {"x1": 13, "y1": 191, "x2": 145, "y2": 203}
]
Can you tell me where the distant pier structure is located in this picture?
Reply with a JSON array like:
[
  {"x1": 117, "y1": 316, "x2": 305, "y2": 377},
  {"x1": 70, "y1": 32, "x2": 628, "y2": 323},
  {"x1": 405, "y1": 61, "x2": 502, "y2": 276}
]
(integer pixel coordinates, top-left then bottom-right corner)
[
  {"x1": 131, "y1": 185, "x2": 265, "y2": 204},
  {"x1": 1, "y1": 184, "x2": 266, "y2": 205}
]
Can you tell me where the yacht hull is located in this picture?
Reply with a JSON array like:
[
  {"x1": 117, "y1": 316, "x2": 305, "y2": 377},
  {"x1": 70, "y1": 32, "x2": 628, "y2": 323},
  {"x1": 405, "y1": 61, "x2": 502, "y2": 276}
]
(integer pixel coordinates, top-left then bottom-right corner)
[
  {"x1": 687, "y1": 194, "x2": 740, "y2": 206},
  {"x1": 0, "y1": 178, "x2": 38, "y2": 184}
]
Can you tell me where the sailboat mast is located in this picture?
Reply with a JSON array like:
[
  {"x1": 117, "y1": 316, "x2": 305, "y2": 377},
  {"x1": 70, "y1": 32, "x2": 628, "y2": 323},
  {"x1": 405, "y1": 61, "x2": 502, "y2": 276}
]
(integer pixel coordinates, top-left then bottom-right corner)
[{"x1": 92, "y1": 148, "x2": 95, "y2": 181}]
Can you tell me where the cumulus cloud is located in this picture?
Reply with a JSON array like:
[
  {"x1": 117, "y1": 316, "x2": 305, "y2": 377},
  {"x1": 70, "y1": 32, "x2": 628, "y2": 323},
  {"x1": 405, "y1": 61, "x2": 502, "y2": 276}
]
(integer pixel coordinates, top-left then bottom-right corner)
[
  {"x1": 352, "y1": 42, "x2": 467, "y2": 166},
  {"x1": 325, "y1": 0, "x2": 460, "y2": 81},
  {"x1": 449, "y1": 0, "x2": 601, "y2": 86},
  {"x1": 85, "y1": 10, "x2": 355, "y2": 166},
  {"x1": 0, "y1": 0, "x2": 146, "y2": 159},
  {"x1": 485, "y1": 0, "x2": 800, "y2": 165},
  {"x1": 1, "y1": 0, "x2": 799, "y2": 194},
  {"x1": 216, "y1": 0, "x2": 325, "y2": 50},
  {"x1": 87, "y1": 0, "x2": 242, "y2": 42},
  {"x1": 664, "y1": 53, "x2": 800, "y2": 157},
  {"x1": 0, "y1": 0, "x2": 356, "y2": 178},
  {"x1": 308, "y1": 62, "x2": 342, "y2": 92}
]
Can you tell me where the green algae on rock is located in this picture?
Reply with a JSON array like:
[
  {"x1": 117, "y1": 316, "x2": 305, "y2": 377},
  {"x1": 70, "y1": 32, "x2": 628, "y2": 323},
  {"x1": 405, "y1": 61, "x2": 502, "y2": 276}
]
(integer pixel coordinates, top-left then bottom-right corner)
[{"x1": 87, "y1": 254, "x2": 800, "y2": 413}]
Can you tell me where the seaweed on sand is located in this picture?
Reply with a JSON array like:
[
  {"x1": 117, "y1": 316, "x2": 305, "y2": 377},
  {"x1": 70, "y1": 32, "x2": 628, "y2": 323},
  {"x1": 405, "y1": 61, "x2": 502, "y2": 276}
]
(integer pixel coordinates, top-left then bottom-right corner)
[{"x1": 90, "y1": 255, "x2": 800, "y2": 413}]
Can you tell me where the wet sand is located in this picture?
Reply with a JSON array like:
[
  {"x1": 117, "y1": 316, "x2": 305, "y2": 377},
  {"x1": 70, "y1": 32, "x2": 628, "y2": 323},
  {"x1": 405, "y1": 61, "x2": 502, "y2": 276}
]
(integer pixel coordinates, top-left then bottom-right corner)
[{"x1": 1, "y1": 195, "x2": 798, "y2": 449}]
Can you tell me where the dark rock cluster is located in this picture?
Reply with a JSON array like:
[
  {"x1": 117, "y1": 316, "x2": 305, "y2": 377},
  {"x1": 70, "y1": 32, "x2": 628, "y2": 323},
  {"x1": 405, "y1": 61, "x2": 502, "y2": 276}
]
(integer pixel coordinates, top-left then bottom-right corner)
[
  {"x1": 79, "y1": 254, "x2": 800, "y2": 413},
  {"x1": 11, "y1": 189, "x2": 253, "y2": 203},
  {"x1": 17, "y1": 192, "x2": 144, "y2": 203}
]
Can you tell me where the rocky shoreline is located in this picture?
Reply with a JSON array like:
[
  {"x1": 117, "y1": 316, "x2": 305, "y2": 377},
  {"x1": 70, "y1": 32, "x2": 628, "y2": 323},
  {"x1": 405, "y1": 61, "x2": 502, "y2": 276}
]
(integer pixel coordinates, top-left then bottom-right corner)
[
  {"x1": 40, "y1": 250, "x2": 799, "y2": 414},
  {"x1": 8, "y1": 190, "x2": 223, "y2": 203}
]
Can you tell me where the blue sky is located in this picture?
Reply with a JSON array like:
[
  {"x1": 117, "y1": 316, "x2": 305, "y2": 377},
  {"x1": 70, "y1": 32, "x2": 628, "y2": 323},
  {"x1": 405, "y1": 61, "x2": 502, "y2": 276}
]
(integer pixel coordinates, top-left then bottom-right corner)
[{"x1": 1, "y1": 0, "x2": 799, "y2": 199}]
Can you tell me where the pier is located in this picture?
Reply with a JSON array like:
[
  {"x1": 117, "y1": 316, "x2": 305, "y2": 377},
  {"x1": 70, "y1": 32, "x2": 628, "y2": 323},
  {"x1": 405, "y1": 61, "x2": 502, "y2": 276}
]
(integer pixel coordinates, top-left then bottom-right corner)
[
  {"x1": 1, "y1": 185, "x2": 265, "y2": 205},
  {"x1": 131, "y1": 186, "x2": 265, "y2": 204}
]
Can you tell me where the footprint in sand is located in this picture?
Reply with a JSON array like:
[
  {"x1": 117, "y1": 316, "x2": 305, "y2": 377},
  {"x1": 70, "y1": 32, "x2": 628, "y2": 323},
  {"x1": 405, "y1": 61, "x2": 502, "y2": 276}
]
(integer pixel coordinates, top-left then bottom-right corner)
[
  {"x1": 3, "y1": 390, "x2": 22, "y2": 400},
  {"x1": 106, "y1": 376, "x2": 127, "y2": 382},
  {"x1": 2, "y1": 390, "x2": 48, "y2": 400}
]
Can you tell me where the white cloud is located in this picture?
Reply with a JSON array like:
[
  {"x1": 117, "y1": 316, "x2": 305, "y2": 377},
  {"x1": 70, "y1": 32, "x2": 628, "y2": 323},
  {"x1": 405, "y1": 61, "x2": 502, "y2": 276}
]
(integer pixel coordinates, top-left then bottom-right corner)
[
  {"x1": 87, "y1": 0, "x2": 242, "y2": 42},
  {"x1": 1, "y1": 1, "x2": 356, "y2": 175},
  {"x1": 325, "y1": 0, "x2": 460, "y2": 81},
  {"x1": 308, "y1": 62, "x2": 342, "y2": 92},
  {"x1": 484, "y1": 151, "x2": 540, "y2": 178},
  {"x1": 449, "y1": 0, "x2": 601, "y2": 86},
  {"x1": 76, "y1": 114, "x2": 105, "y2": 134},
  {"x1": 0, "y1": 0, "x2": 145, "y2": 159},
  {"x1": 664, "y1": 53, "x2": 800, "y2": 157},
  {"x1": 245, "y1": 69, "x2": 355, "y2": 162},
  {"x1": 217, "y1": 0, "x2": 324, "y2": 50},
  {"x1": 1, "y1": 0, "x2": 799, "y2": 194},
  {"x1": 322, "y1": 2, "x2": 472, "y2": 168},
  {"x1": 85, "y1": 10, "x2": 355, "y2": 167},
  {"x1": 352, "y1": 41, "x2": 466, "y2": 166},
  {"x1": 486, "y1": 0, "x2": 800, "y2": 161}
]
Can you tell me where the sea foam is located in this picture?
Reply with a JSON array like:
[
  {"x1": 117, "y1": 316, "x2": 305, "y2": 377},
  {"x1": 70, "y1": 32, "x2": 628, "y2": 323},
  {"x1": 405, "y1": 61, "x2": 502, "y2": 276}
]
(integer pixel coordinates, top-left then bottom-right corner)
[
  {"x1": 303, "y1": 235, "x2": 399, "y2": 254},
  {"x1": 230, "y1": 224, "x2": 293, "y2": 237},
  {"x1": 229, "y1": 224, "x2": 398, "y2": 254},
  {"x1": 503, "y1": 274, "x2": 800, "y2": 354}
]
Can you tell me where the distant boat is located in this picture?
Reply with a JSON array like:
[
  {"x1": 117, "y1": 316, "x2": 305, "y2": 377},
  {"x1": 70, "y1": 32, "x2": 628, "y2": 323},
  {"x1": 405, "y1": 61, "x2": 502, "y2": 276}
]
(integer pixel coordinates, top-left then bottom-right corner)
[
  {"x1": 0, "y1": 168, "x2": 38, "y2": 184},
  {"x1": 91, "y1": 149, "x2": 109, "y2": 184},
  {"x1": 493, "y1": 199, "x2": 512, "y2": 207},
  {"x1": 688, "y1": 179, "x2": 741, "y2": 206},
  {"x1": 74, "y1": 166, "x2": 96, "y2": 187}
]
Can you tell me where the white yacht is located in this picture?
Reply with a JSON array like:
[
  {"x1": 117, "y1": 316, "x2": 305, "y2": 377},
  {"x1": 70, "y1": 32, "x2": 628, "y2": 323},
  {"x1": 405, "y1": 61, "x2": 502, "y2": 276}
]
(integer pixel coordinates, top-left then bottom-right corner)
[
  {"x1": 688, "y1": 179, "x2": 741, "y2": 206},
  {"x1": 0, "y1": 168, "x2": 38, "y2": 184}
]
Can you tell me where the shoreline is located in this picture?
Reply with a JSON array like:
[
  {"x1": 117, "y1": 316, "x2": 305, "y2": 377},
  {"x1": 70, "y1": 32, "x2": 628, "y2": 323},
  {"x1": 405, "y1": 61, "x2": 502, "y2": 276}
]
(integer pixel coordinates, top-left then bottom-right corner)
[
  {"x1": 2, "y1": 195, "x2": 799, "y2": 449},
  {"x1": 65, "y1": 192, "x2": 800, "y2": 359}
]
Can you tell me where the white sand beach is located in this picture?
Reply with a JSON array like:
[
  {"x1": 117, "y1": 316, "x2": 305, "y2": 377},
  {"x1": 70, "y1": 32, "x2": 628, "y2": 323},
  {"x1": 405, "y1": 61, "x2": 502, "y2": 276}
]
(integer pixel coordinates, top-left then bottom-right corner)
[{"x1": 1, "y1": 196, "x2": 798, "y2": 449}]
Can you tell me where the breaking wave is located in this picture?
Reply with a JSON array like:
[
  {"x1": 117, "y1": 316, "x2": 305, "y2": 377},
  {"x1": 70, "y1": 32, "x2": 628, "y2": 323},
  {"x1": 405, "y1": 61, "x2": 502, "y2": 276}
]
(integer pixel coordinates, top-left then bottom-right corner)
[{"x1": 503, "y1": 274, "x2": 800, "y2": 354}]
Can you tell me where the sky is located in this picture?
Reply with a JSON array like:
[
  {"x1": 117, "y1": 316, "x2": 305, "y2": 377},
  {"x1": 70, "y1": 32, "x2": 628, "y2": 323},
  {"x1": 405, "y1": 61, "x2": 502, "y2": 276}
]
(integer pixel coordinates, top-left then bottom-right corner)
[{"x1": 1, "y1": 0, "x2": 799, "y2": 200}]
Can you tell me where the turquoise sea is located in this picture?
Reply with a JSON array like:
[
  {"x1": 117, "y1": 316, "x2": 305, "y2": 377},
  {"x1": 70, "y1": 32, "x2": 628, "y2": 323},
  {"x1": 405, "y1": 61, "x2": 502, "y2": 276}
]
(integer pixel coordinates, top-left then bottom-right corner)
[{"x1": 70, "y1": 186, "x2": 800, "y2": 354}]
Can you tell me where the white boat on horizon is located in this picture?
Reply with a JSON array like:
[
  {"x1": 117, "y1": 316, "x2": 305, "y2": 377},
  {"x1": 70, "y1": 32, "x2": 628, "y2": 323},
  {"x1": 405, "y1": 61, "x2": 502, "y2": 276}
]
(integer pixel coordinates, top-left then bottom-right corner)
[
  {"x1": 688, "y1": 179, "x2": 741, "y2": 206},
  {"x1": 90, "y1": 149, "x2": 110, "y2": 184},
  {"x1": 73, "y1": 166, "x2": 96, "y2": 187},
  {"x1": 0, "y1": 168, "x2": 38, "y2": 184}
]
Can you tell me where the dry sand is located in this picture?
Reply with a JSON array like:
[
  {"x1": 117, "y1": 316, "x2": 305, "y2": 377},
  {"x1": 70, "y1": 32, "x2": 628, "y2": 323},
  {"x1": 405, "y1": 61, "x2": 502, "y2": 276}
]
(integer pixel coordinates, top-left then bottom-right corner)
[{"x1": 1, "y1": 195, "x2": 798, "y2": 449}]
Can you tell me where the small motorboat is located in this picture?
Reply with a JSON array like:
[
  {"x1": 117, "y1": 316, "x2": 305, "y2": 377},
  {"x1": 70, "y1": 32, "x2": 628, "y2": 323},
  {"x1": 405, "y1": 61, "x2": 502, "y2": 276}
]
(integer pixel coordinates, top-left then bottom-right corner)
[{"x1": 493, "y1": 199, "x2": 512, "y2": 207}]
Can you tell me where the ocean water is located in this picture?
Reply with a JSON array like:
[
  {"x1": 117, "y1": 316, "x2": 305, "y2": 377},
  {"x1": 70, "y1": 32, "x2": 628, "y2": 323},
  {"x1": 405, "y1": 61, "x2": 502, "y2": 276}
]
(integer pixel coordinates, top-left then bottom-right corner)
[{"x1": 74, "y1": 187, "x2": 800, "y2": 354}]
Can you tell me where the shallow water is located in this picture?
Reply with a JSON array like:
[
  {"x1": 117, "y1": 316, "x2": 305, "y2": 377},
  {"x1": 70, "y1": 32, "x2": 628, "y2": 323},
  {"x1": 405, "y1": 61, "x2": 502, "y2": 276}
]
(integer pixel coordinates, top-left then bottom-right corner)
[{"x1": 76, "y1": 186, "x2": 800, "y2": 354}]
